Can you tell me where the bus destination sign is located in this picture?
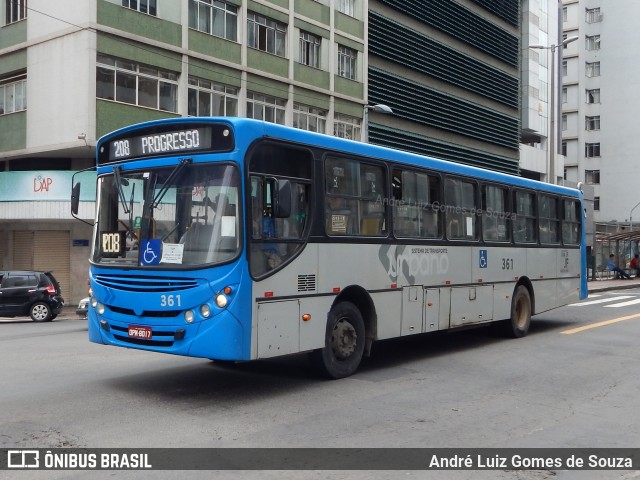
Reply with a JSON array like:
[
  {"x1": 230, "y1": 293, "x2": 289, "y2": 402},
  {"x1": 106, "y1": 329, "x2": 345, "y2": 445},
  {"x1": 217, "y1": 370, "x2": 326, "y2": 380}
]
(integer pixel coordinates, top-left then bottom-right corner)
[
  {"x1": 108, "y1": 128, "x2": 212, "y2": 161},
  {"x1": 99, "y1": 123, "x2": 235, "y2": 164}
]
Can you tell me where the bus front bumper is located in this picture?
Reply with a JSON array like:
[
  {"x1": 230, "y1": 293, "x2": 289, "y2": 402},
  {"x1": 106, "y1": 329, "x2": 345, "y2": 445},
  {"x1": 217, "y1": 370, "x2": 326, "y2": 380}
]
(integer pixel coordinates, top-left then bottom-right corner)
[{"x1": 87, "y1": 308, "x2": 247, "y2": 360}]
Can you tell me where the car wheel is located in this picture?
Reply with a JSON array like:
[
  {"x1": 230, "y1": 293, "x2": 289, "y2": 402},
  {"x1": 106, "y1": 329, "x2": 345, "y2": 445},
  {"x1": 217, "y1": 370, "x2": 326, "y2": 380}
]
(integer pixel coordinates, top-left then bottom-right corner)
[{"x1": 30, "y1": 302, "x2": 52, "y2": 322}]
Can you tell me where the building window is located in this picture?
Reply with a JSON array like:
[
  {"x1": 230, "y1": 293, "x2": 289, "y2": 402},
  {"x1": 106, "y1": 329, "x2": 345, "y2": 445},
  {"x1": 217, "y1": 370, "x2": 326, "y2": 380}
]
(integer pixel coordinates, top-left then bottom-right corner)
[
  {"x1": 122, "y1": 0, "x2": 157, "y2": 15},
  {"x1": 96, "y1": 55, "x2": 178, "y2": 112},
  {"x1": 333, "y1": 113, "x2": 361, "y2": 140},
  {"x1": 293, "y1": 103, "x2": 327, "y2": 133},
  {"x1": 562, "y1": 87, "x2": 568, "y2": 103},
  {"x1": 586, "y1": 35, "x2": 600, "y2": 51},
  {"x1": 586, "y1": 7, "x2": 602, "y2": 23},
  {"x1": 562, "y1": 60, "x2": 567, "y2": 76},
  {"x1": 188, "y1": 0, "x2": 238, "y2": 41},
  {"x1": 562, "y1": 6, "x2": 567, "y2": 22},
  {"x1": 561, "y1": 141, "x2": 567, "y2": 156},
  {"x1": 247, "y1": 12, "x2": 286, "y2": 57},
  {"x1": 5, "y1": 0, "x2": 26, "y2": 24},
  {"x1": 585, "y1": 170, "x2": 600, "y2": 184},
  {"x1": 562, "y1": 114, "x2": 568, "y2": 131},
  {"x1": 593, "y1": 196, "x2": 600, "y2": 211},
  {"x1": 336, "y1": 0, "x2": 354, "y2": 16},
  {"x1": 586, "y1": 88, "x2": 600, "y2": 104},
  {"x1": 585, "y1": 143, "x2": 601, "y2": 157},
  {"x1": 187, "y1": 77, "x2": 238, "y2": 117},
  {"x1": 0, "y1": 74, "x2": 27, "y2": 115},
  {"x1": 337, "y1": 45, "x2": 357, "y2": 80},
  {"x1": 586, "y1": 61, "x2": 600, "y2": 77},
  {"x1": 246, "y1": 92, "x2": 286, "y2": 124},
  {"x1": 299, "y1": 31, "x2": 321, "y2": 68},
  {"x1": 585, "y1": 116, "x2": 600, "y2": 131}
]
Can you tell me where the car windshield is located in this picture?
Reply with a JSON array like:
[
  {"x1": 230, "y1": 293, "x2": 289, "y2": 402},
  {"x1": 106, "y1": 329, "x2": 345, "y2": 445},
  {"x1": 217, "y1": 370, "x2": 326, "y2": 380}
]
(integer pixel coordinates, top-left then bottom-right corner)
[{"x1": 92, "y1": 163, "x2": 241, "y2": 267}]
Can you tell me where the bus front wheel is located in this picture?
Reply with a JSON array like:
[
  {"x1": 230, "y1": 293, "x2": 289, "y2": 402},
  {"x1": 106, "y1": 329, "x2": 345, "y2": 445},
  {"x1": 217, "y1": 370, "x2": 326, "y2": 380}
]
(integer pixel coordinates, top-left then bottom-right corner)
[
  {"x1": 312, "y1": 302, "x2": 365, "y2": 379},
  {"x1": 496, "y1": 285, "x2": 532, "y2": 338}
]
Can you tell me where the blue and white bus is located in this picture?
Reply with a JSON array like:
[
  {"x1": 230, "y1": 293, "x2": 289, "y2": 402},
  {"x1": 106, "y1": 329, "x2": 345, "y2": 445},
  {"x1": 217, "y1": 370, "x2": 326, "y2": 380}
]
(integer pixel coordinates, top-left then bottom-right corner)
[{"x1": 71, "y1": 117, "x2": 587, "y2": 378}]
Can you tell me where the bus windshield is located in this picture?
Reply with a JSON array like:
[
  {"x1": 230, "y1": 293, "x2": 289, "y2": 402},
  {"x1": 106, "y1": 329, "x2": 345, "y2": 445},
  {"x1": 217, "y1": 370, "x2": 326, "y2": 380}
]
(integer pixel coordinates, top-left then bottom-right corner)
[{"x1": 92, "y1": 163, "x2": 240, "y2": 267}]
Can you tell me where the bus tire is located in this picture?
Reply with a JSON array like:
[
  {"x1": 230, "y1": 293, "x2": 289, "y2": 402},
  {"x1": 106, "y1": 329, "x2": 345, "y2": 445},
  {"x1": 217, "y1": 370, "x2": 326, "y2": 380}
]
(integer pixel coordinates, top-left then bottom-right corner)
[
  {"x1": 496, "y1": 285, "x2": 531, "y2": 338},
  {"x1": 311, "y1": 302, "x2": 365, "y2": 379}
]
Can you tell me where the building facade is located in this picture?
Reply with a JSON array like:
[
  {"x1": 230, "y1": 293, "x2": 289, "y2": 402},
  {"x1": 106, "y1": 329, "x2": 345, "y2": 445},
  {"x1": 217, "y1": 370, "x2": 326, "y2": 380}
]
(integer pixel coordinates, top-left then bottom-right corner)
[
  {"x1": 367, "y1": 0, "x2": 521, "y2": 176},
  {"x1": 2, "y1": 0, "x2": 537, "y2": 306},
  {"x1": 562, "y1": 0, "x2": 640, "y2": 228},
  {"x1": 521, "y1": 0, "x2": 567, "y2": 184},
  {"x1": 0, "y1": 0, "x2": 367, "y2": 303}
]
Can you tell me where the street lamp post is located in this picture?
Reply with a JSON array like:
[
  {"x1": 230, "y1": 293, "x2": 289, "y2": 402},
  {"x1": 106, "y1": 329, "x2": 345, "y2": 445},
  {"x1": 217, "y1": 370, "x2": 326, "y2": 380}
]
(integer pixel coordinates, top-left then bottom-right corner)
[
  {"x1": 362, "y1": 104, "x2": 393, "y2": 143},
  {"x1": 629, "y1": 201, "x2": 640, "y2": 231},
  {"x1": 530, "y1": 35, "x2": 579, "y2": 184}
]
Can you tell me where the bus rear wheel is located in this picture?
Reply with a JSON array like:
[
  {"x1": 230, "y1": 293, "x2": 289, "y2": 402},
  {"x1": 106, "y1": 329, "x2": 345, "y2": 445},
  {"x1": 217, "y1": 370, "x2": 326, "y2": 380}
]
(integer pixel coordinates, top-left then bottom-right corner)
[
  {"x1": 311, "y1": 302, "x2": 365, "y2": 379},
  {"x1": 496, "y1": 285, "x2": 531, "y2": 338}
]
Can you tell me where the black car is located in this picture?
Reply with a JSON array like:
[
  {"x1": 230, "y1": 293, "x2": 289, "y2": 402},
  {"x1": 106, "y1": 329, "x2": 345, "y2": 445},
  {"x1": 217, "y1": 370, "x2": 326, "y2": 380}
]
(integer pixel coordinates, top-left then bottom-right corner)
[{"x1": 0, "y1": 271, "x2": 65, "y2": 321}]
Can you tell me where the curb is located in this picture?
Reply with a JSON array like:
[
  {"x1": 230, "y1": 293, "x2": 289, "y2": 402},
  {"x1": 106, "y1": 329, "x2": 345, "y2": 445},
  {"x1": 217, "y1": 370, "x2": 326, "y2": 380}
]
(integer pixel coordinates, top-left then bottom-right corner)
[{"x1": 588, "y1": 280, "x2": 640, "y2": 294}]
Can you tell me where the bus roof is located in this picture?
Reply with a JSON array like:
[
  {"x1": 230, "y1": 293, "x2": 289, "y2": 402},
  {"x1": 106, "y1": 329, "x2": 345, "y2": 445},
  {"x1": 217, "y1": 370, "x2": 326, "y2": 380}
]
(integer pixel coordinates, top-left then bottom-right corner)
[{"x1": 99, "y1": 117, "x2": 582, "y2": 198}]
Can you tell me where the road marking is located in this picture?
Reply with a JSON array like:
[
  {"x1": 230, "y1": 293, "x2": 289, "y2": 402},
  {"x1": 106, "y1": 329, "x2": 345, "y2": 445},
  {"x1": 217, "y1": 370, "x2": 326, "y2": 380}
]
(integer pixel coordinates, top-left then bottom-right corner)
[
  {"x1": 604, "y1": 298, "x2": 640, "y2": 308},
  {"x1": 561, "y1": 313, "x2": 640, "y2": 335},
  {"x1": 568, "y1": 296, "x2": 633, "y2": 306}
]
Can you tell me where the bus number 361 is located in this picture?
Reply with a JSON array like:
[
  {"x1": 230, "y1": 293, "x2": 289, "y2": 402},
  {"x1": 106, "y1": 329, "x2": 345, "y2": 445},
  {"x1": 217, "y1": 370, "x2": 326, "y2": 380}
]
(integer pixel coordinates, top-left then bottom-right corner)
[
  {"x1": 502, "y1": 258, "x2": 514, "y2": 270},
  {"x1": 160, "y1": 295, "x2": 181, "y2": 307}
]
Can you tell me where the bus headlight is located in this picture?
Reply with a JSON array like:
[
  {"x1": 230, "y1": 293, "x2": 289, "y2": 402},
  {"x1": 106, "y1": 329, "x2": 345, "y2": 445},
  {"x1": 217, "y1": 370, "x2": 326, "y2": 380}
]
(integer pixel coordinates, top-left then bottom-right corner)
[
  {"x1": 184, "y1": 310, "x2": 195, "y2": 324},
  {"x1": 215, "y1": 294, "x2": 228, "y2": 308},
  {"x1": 200, "y1": 304, "x2": 211, "y2": 318},
  {"x1": 90, "y1": 297, "x2": 98, "y2": 308},
  {"x1": 96, "y1": 303, "x2": 105, "y2": 315}
]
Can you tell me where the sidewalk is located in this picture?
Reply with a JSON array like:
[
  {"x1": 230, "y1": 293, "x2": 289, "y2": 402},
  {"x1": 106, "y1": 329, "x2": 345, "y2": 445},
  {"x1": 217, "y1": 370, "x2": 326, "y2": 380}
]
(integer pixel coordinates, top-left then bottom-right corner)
[{"x1": 588, "y1": 276, "x2": 640, "y2": 293}]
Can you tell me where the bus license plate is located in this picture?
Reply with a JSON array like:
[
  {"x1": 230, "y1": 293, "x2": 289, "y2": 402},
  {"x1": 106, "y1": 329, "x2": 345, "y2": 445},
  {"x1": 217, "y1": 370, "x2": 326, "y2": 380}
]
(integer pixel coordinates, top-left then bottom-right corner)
[{"x1": 128, "y1": 325, "x2": 152, "y2": 339}]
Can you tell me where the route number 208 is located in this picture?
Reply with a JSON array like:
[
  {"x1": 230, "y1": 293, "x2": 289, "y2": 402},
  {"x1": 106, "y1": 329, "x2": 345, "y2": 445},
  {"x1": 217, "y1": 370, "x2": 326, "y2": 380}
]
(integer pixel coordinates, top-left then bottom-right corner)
[
  {"x1": 113, "y1": 140, "x2": 131, "y2": 158},
  {"x1": 160, "y1": 295, "x2": 182, "y2": 307}
]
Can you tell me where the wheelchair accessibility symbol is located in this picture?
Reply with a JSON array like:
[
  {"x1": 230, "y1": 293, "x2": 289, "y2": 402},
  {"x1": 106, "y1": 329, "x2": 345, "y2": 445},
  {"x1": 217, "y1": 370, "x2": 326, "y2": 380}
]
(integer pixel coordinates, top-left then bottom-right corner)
[
  {"x1": 479, "y1": 249, "x2": 488, "y2": 269},
  {"x1": 141, "y1": 239, "x2": 161, "y2": 265}
]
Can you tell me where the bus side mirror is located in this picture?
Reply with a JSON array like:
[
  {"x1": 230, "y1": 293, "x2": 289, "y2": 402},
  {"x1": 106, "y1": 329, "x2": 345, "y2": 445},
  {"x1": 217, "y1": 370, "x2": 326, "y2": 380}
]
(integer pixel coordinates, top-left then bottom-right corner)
[
  {"x1": 70, "y1": 168, "x2": 95, "y2": 226},
  {"x1": 71, "y1": 182, "x2": 81, "y2": 215},
  {"x1": 272, "y1": 179, "x2": 291, "y2": 218}
]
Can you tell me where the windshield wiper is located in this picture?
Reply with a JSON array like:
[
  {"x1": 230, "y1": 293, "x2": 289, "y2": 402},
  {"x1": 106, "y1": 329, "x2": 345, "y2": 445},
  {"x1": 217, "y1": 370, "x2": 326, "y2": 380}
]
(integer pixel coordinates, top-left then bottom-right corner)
[
  {"x1": 113, "y1": 166, "x2": 130, "y2": 214},
  {"x1": 128, "y1": 183, "x2": 136, "y2": 239},
  {"x1": 152, "y1": 158, "x2": 192, "y2": 209}
]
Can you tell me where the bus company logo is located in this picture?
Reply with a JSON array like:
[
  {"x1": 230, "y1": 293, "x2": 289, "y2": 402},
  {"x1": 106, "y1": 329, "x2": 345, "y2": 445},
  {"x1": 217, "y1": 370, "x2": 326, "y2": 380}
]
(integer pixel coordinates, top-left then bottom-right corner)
[
  {"x1": 379, "y1": 245, "x2": 449, "y2": 284},
  {"x1": 7, "y1": 450, "x2": 39, "y2": 469},
  {"x1": 33, "y1": 175, "x2": 53, "y2": 193}
]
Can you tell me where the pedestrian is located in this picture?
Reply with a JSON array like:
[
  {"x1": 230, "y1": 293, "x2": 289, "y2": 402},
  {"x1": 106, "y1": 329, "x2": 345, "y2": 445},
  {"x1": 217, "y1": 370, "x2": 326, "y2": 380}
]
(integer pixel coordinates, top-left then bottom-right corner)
[
  {"x1": 630, "y1": 254, "x2": 640, "y2": 277},
  {"x1": 607, "y1": 254, "x2": 631, "y2": 279}
]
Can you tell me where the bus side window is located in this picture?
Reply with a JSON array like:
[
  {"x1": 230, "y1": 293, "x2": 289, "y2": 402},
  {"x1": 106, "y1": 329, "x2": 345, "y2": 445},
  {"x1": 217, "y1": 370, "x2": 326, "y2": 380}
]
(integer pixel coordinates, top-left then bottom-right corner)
[
  {"x1": 324, "y1": 157, "x2": 365, "y2": 236},
  {"x1": 514, "y1": 190, "x2": 537, "y2": 243},
  {"x1": 562, "y1": 199, "x2": 581, "y2": 245},
  {"x1": 392, "y1": 169, "x2": 440, "y2": 238},
  {"x1": 249, "y1": 174, "x2": 311, "y2": 277},
  {"x1": 538, "y1": 194, "x2": 560, "y2": 244},
  {"x1": 445, "y1": 177, "x2": 477, "y2": 240},
  {"x1": 482, "y1": 184, "x2": 510, "y2": 242}
]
